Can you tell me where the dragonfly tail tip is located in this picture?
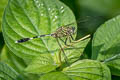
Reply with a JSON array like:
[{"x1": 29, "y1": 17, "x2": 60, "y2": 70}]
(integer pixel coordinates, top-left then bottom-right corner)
[{"x1": 15, "y1": 41, "x2": 19, "y2": 43}]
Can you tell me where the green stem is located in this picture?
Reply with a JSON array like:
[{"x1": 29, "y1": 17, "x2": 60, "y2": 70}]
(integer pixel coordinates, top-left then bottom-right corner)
[{"x1": 103, "y1": 54, "x2": 120, "y2": 63}]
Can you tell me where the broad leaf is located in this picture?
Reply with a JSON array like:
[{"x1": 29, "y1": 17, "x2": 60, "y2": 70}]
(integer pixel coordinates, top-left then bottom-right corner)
[
  {"x1": 92, "y1": 15, "x2": 120, "y2": 76},
  {"x1": 63, "y1": 59, "x2": 111, "y2": 80},
  {"x1": 0, "y1": 45, "x2": 26, "y2": 72},
  {"x1": 0, "y1": 62, "x2": 23, "y2": 80},
  {"x1": 39, "y1": 72, "x2": 70, "y2": 80},
  {"x1": 2, "y1": 0, "x2": 76, "y2": 62},
  {"x1": 0, "y1": 45, "x2": 38, "y2": 80},
  {"x1": 25, "y1": 53, "x2": 58, "y2": 74}
]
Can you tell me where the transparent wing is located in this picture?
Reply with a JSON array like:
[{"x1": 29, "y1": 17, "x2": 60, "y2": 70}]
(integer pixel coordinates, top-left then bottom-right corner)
[{"x1": 61, "y1": 16, "x2": 90, "y2": 27}]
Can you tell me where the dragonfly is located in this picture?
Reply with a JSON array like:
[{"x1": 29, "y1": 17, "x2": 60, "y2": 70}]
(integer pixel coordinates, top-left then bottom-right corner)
[
  {"x1": 15, "y1": 19, "x2": 89, "y2": 65},
  {"x1": 15, "y1": 26, "x2": 75, "y2": 44},
  {"x1": 15, "y1": 18, "x2": 90, "y2": 44},
  {"x1": 15, "y1": 22, "x2": 77, "y2": 64}
]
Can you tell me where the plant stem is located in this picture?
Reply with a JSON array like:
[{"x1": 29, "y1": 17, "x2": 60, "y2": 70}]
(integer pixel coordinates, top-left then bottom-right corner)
[{"x1": 103, "y1": 54, "x2": 120, "y2": 63}]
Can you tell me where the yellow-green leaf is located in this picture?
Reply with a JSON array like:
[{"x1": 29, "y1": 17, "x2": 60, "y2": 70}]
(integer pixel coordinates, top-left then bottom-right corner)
[{"x1": 63, "y1": 59, "x2": 111, "y2": 80}]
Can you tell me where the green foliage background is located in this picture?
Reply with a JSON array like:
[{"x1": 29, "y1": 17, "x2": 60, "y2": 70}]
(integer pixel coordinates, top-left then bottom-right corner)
[{"x1": 0, "y1": 0, "x2": 120, "y2": 80}]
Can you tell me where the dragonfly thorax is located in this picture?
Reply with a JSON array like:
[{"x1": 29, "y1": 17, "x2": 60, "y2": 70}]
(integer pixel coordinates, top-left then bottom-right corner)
[{"x1": 51, "y1": 26, "x2": 75, "y2": 38}]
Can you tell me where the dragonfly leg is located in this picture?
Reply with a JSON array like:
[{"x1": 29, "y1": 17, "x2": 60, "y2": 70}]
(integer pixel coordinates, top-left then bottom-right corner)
[
  {"x1": 65, "y1": 37, "x2": 68, "y2": 45},
  {"x1": 58, "y1": 49, "x2": 62, "y2": 65},
  {"x1": 59, "y1": 38, "x2": 65, "y2": 43},
  {"x1": 64, "y1": 37, "x2": 71, "y2": 46},
  {"x1": 56, "y1": 38, "x2": 69, "y2": 65},
  {"x1": 70, "y1": 34, "x2": 74, "y2": 40},
  {"x1": 69, "y1": 36, "x2": 71, "y2": 43},
  {"x1": 59, "y1": 37, "x2": 68, "y2": 46}
]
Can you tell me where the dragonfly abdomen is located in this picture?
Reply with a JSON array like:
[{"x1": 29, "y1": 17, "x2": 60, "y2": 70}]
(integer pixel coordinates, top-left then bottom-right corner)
[{"x1": 15, "y1": 34, "x2": 52, "y2": 43}]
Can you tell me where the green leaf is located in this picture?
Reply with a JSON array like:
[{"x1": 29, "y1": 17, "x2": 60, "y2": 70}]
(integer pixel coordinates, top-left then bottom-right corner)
[
  {"x1": 25, "y1": 53, "x2": 58, "y2": 74},
  {"x1": 0, "y1": 45, "x2": 39, "y2": 80},
  {"x1": 92, "y1": 15, "x2": 120, "y2": 76},
  {"x1": 0, "y1": 0, "x2": 8, "y2": 32},
  {"x1": 63, "y1": 59, "x2": 111, "y2": 80},
  {"x1": 0, "y1": 62, "x2": 23, "y2": 80},
  {"x1": 2, "y1": 0, "x2": 76, "y2": 62},
  {"x1": 1, "y1": 45, "x2": 25, "y2": 78},
  {"x1": 39, "y1": 72, "x2": 70, "y2": 80},
  {"x1": 0, "y1": 45, "x2": 26, "y2": 71}
]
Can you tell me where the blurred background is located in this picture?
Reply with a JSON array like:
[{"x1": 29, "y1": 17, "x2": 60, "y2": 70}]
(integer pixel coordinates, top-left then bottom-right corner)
[
  {"x1": 60, "y1": 0, "x2": 120, "y2": 39},
  {"x1": 0, "y1": 0, "x2": 120, "y2": 79}
]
